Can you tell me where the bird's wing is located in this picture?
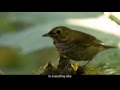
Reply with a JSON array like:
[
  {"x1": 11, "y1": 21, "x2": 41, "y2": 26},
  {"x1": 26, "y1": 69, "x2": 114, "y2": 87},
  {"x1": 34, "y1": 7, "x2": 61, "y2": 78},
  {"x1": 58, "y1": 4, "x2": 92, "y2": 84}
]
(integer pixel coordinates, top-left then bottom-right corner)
[{"x1": 72, "y1": 30, "x2": 102, "y2": 45}]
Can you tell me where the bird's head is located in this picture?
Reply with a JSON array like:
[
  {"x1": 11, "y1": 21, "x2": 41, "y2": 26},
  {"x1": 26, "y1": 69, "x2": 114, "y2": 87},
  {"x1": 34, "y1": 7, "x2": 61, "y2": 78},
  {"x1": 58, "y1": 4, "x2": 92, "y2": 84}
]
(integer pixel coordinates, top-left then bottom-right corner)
[{"x1": 42, "y1": 26, "x2": 71, "y2": 42}]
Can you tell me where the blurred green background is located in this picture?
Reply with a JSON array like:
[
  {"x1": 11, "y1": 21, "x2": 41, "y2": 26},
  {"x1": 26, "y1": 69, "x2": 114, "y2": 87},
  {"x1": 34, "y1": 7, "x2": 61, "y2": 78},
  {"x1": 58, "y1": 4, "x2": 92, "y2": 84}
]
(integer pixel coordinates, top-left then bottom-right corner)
[{"x1": 0, "y1": 12, "x2": 119, "y2": 75}]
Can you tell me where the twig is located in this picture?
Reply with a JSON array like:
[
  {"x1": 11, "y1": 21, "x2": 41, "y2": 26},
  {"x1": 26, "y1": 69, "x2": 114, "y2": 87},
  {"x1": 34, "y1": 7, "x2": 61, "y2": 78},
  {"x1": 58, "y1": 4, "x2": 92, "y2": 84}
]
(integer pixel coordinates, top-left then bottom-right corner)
[{"x1": 102, "y1": 12, "x2": 120, "y2": 25}]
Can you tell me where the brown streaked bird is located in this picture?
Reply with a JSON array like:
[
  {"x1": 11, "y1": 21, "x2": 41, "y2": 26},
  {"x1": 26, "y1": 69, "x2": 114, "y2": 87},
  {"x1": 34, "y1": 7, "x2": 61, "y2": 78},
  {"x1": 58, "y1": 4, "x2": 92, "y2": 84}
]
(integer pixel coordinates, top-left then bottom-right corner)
[
  {"x1": 42, "y1": 26, "x2": 117, "y2": 67},
  {"x1": 41, "y1": 61, "x2": 58, "y2": 75}
]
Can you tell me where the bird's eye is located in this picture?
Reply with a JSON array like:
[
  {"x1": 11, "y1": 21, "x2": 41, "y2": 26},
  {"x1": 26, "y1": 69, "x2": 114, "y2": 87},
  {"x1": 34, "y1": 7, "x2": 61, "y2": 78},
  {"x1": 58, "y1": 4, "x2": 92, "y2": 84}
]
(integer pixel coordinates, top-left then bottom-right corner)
[{"x1": 56, "y1": 29, "x2": 62, "y2": 34}]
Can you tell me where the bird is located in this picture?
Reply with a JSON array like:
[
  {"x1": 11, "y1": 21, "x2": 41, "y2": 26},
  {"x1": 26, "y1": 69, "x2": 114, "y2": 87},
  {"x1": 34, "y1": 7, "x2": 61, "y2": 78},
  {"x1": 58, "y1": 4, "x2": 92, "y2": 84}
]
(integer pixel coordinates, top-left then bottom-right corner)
[
  {"x1": 61, "y1": 63, "x2": 77, "y2": 75},
  {"x1": 41, "y1": 61, "x2": 58, "y2": 75},
  {"x1": 42, "y1": 26, "x2": 117, "y2": 67}
]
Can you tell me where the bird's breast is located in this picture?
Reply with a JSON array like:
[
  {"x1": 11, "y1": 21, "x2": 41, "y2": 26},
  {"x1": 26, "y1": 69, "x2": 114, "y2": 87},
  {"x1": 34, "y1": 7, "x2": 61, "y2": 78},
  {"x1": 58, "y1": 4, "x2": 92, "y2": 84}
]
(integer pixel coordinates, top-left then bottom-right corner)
[
  {"x1": 54, "y1": 41, "x2": 102, "y2": 61},
  {"x1": 54, "y1": 42, "x2": 73, "y2": 53}
]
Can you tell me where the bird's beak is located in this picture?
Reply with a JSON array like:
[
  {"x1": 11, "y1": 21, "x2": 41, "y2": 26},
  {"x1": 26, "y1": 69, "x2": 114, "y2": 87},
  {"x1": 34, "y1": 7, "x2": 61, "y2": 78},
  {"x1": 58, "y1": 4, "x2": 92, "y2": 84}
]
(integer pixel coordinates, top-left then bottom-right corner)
[{"x1": 42, "y1": 33, "x2": 50, "y2": 37}]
